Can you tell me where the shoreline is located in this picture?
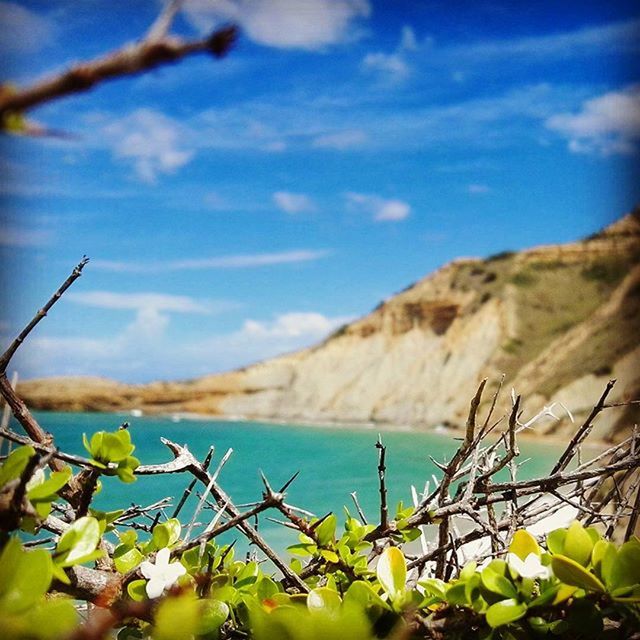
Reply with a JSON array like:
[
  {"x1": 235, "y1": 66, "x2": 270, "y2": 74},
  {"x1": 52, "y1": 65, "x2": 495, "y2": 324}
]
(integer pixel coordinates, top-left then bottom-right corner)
[{"x1": 78, "y1": 407, "x2": 610, "y2": 450}]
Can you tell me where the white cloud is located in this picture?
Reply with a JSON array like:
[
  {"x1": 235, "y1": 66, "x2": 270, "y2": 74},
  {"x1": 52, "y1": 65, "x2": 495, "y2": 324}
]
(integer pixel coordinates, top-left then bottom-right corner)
[
  {"x1": 362, "y1": 25, "x2": 418, "y2": 83},
  {"x1": 183, "y1": 0, "x2": 371, "y2": 50},
  {"x1": 545, "y1": 85, "x2": 640, "y2": 156},
  {"x1": 240, "y1": 312, "x2": 349, "y2": 340},
  {"x1": 94, "y1": 82, "x2": 571, "y2": 160},
  {"x1": 102, "y1": 109, "x2": 194, "y2": 183},
  {"x1": 191, "y1": 82, "x2": 579, "y2": 155},
  {"x1": 346, "y1": 192, "x2": 411, "y2": 222},
  {"x1": 454, "y1": 18, "x2": 640, "y2": 62},
  {"x1": 0, "y1": 2, "x2": 54, "y2": 53},
  {"x1": 362, "y1": 52, "x2": 410, "y2": 80},
  {"x1": 16, "y1": 310, "x2": 352, "y2": 381},
  {"x1": 312, "y1": 129, "x2": 367, "y2": 150},
  {"x1": 0, "y1": 227, "x2": 51, "y2": 247},
  {"x1": 399, "y1": 25, "x2": 418, "y2": 52},
  {"x1": 467, "y1": 183, "x2": 491, "y2": 195},
  {"x1": 273, "y1": 191, "x2": 315, "y2": 214},
  {"x1": 66, "y1": 291, "x2": 216, "y2": 315},
  {"x1": 91, "y1": 249, "x2": 330, "y2": 273}
]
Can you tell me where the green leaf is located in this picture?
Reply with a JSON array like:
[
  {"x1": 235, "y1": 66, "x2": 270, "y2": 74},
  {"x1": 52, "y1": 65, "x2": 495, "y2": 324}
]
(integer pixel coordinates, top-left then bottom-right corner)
[
  {"x1": 2, "y1": 111, "x2": 29, "y2": 135},
  {"x1": 445, "y1": 581, "x2": 468, "y2": 606},
  {"x1": 27, "y1": 598, "x2": 78, "y2": 640},
  {"x1": 55, "y1": 516, "x2": 102, "y2": 567},
  {"x1": 377, "y1": 546, "x2": 406, "y2": 599},
  {"x1": 0, "y1": 545, "x2": 53, "y2": 614},
  {"x1": 119, "y1": 530, "x2": 138, "y2": 547},
  {"x1": 287, "y1": 543, "x2": 316, "y2": 557},
  {"x1": 89, "y1": 432, "x2": 104, "y2": 459},
  {"x1": 114, "y1": 547, "x2": 144, "y2": 574},
  {"x1": 90, "y1": 508, "x2": 126, "y2": 533},
  {"x1": 563, "y1": 521, "x2": 594, "y2": 566},
  {"x1": 400, "y1": 527, "x2": 422, "y2": 542},
  {"x1": 153, "y1": 593, "x2": 199, "y2": 640},
  {"x1": 546, "y1": 528, "x2": 567, "y2": 555},
  {"x1": 459, "y1": 561, "x2": 477, "y2": 581},
  {"x1": 308, "y1": 587, "x2": 342, "y2": 613},
  {"x1": 344, "y1": 580, "x2": 389, "y2": 610},
  {"x1": 607, "y1": 541, "x2": 640, "y2": 591},
  {"x1": 127, "y1": 579, "x2": 147, "y2": 601},
  {"x1": 27, "y1": 467, "x2": 72, "y2": 501},
  {"x1": 611, "y1": 585, "x2": 640, "y2": 603},
  {"x1": 481, "y1": 567, "x2": 517, "y2": 599},
  {"x1": 585, "y1": 527, "x2": 601, "y2": 545},
  {"x1": 486, "y1": 598, "x2": 527, "y2": 628},
  {"x1": 590, "y1": 540, "x2": 610, "y2": 574},
  {"x1": 320, "y1": 549, "x2": 340, "y2": 563},
  {"x1": 464, "y1": 572, "x2": 482, "y2": 606},
  {"x1": 256, "y1": 575, "x2": 279, "y2": 601},
  {"x1": 102, "y1": 430, "x2": 135, "y2": 462},
  {"x1": 152, "y1": 518, "x2": 181, "y2": 549},
  {"x1": 419, "y1": 578, "x2": 447, "y2": 600},
  {"x1": 0, "y1": 537, "x2": 22, "y2": 601},
  {"x1": 198, "y1": 599, "x2": 229, "y2": 634},
  {"x1": 509, "y1": 529, "x2": 540, "y2": 560},
  {"x1": 315, "y1": 514, "x2": 337, "y2": 546},
  {"x1": 551, "y1": 554, "x2": 605, "y2": 592},
  {"x1": 85, "y1": 429, "x2": 135, "y2": 464},
  {"x1": 116, "y1": 463, "x2": 137, "y2": 483},
  {"x1": 528, "y1": 615, "x2": 565, "y2": 635},
  {"x1": 51, "y1": 562, "x2": 71, "y2": 585},
  {"x1": 528, "y1": 584, "x2": 560, "y2": 608},
  {"x1": 599, "y1": 542, "x2": 618, "y2": 587},
  {"x1": 0, "y1": 446, "x2": 35, "y2": 487},
  {"x1": 235, "y1": 561, "x2": 260, "y2": 589}
]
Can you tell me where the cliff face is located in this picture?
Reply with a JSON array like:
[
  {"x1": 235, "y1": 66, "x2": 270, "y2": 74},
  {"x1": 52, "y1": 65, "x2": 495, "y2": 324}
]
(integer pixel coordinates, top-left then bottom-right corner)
[{"x1": 19, "y1": 210, "x2": 640, "y2": 441}]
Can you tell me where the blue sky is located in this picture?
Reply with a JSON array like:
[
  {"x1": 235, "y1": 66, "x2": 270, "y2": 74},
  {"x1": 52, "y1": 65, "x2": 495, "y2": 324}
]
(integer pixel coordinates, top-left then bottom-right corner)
[{"x1": 1, "y1": 0, "x2": 639, "y2": 382}]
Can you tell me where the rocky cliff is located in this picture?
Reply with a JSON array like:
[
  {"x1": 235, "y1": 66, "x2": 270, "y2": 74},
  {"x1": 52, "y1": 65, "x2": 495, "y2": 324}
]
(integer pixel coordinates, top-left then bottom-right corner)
[{"x1": 19, "y1": 210, "x2": 640, "y2": 441}]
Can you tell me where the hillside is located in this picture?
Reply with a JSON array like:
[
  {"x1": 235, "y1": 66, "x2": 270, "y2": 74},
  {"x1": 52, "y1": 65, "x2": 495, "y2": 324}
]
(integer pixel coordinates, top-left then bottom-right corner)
[{"x1": 18, "y1": 210, "x2": 640, "y2": 441}]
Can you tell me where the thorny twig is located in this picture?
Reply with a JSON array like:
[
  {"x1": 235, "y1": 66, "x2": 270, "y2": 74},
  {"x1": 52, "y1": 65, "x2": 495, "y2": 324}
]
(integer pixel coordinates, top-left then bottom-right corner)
[{"x1": 1, "y1": 258, "x2": 639, "y2": 610}]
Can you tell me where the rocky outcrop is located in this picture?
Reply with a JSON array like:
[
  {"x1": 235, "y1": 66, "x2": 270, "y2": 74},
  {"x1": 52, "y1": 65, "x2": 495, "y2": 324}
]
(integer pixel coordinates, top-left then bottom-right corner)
[{"x1": 18, "y1": 210, "x2": 640, "y2": 441}]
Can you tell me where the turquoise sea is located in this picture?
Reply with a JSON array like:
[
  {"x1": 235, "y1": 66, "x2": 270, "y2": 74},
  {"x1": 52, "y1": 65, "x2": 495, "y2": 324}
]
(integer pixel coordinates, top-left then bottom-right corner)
[{"x1": 22, "y1": 412, "x2": 564, "y2": 552}]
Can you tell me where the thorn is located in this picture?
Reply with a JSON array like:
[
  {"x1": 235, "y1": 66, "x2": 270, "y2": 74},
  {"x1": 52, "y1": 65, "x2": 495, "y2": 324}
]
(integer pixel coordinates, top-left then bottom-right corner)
[
  {"x1": 266, "y1": 517, "x2": 299, "y2": 531},
  {"x1": 429, "y1": 456, "x2": 448, "y2": 472},
  {"x1": 259, "y1": 469, "x2": 274, "y2": 494},
  {"x1": 310, "y1": 512, "x2": 332, "y2": 531},
  {"x1": 219, "y1": 539, "x2": 237, "y2": 562},
  {"x1": 279, "y1": 470, "x2": 300, "y2": 494},
  {"x1": 559, "y1": 402, "x2": 575, "y2": 423}
]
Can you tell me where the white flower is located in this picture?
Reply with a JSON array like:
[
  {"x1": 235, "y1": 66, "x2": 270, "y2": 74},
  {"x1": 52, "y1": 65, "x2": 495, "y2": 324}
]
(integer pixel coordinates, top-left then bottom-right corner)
[
  {"x1": 139, "y1": 547, "x2": 186, "y2": 598},
  {"x1": 507, "y1": 552, "x2": 552, "y2": 580}
]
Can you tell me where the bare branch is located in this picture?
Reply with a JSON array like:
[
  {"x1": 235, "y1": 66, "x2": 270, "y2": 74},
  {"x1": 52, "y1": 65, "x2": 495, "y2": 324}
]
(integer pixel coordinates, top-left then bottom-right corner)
[
  {"x1": 625, "y1": 479, "x2": 640, "y2": 541},
  {"x1": 139, "y1": 438, "x2": 308, "y2": 592},
  {"x1": 550, "y1": 379, "x2": 616, "y2": 475},
  {"x1": 0, "y1": 257, "x2": 89, "y2": 373},
  {"x1": 0, "y1": 27, "x2": 237, "y2": 122},
  {"x1": 171, "y1": 447, "x2": 214, "y2": 519},
  {"x1": 0, "y1": 427, "x2": 96, "y2": 469},
  {"x1": 350, "y1": 491, "x2": 368, "y2": 524},
  {"x1": 375, "y1": 434, "x2": 389, "y2": 530}
]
